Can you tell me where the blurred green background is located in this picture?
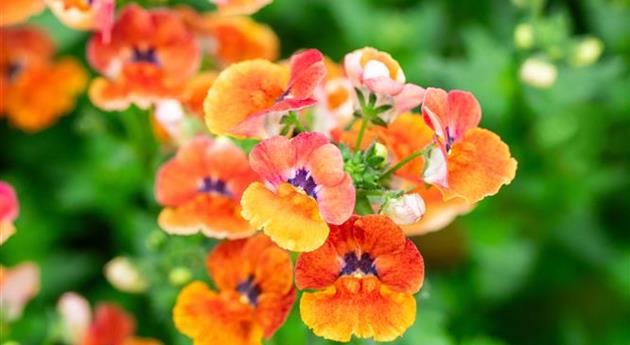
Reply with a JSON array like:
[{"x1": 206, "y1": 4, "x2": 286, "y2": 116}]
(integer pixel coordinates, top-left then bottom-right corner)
[{"x1": 1, "y1": 0, "x2": 629, "y2": 344}]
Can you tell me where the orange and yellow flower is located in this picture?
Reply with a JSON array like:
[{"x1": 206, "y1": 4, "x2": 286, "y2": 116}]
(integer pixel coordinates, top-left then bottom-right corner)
[
  {"x1": 87, "y1": 4, "x2": 200, "y2": 111},
  {"x1": 204, "y1": 49, "x2": 325, "y2": 138},
  {"x1": 210, "y1": 0, "x2": 272, "y2": 15},
  {"x1": 0, "y1": 262, "x2": 39, "y2": 322},
  {"x1": 155, "y1": 136, "x2": 258, "y2": 239},
  {"x1": 0, "y1": 26, "x2": 87, "y2": 132},
  {"x1": 0, "y1": 181, "x2": 18, "y2": 244},
  {"x1": 178, "y1": 7, "x2": 279, "y2": 67},
  {"x1": 45, "y1": 0, "x2": 115, "y2": 41},
  {"x1": 344, "y1": 47, "x2": 425, "y2": 122},
  {"x1": 241, "y1": 132, "x2": 355, "y2": 251},
  {"x1": 421, "y1": 88, "x2": 517, "y2": 203},
  {"x1": 0, "y1": 0, "x2": 45, "y2": 26},
  {"x1": 296, "y1": 215, "x2": 424, "y2": 342},
  {"x1": 173, "y1": 234, "x2": 295, "y2": 345}
]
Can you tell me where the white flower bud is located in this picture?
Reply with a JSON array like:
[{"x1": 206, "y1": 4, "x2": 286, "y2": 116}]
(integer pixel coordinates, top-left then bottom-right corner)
[
  {"x1": 57, "y1": 292, "x2": 91, "y2": 343},
  {"x1": 519, "y1": 57, "x2": 557, "y2": 88},
  {"x1": 104, "y1": 256, "x2": 148, "y2": 293},
  {"x1": 383, "y1": 194, "x2": 426, "y2": 225}
]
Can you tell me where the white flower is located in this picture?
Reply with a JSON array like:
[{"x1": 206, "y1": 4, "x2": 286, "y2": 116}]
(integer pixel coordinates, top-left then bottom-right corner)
[
  {"x1": 383, "y1": 194, "x2": 426, "y2": 225},
  {"x1": 519, "y1": 57, "x2": 557, "y2": 88},
  {"x1": 104, "y1": 256, "x2": 148, "y2": 293}
]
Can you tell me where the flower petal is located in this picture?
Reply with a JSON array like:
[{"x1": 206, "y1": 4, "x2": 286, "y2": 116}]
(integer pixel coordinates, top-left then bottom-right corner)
[
  {"x1": 300, "y1": 276, "x2": 416, "y2": 342},
  {"x1": 295, "y1": 240, "x2": 342, "y2": 290},
  {"x1": 82, "y1": 304, "x2": 135, "y2": 345},
  {"x1": 446, "y1": 90, "x2": 481, "y2": 140},
  {"x1": 204, "y1": 59, "x2": 289, "y2": 137},
  {"x1": 255, "y1": 288, "x2": 297, "y2": 338},
  {"x1": 287, "y1": 49, "x2": 326, "y2": 99},
  {"x1": 315, "y1": 174, "x2": 355, "y2": 225},
  {"x1": 441, "y1": 128, "x2": 517, "y2": 203},
  {"x1": 249, "y1": 135, "x2": 296, "y2": 185},
  {"x1": 374, "y1": 240, "x2": 424, "y2": 294},
  {"x1": 241, "y1": 182, "x2": 329, "y2": 252},
  {"x1": 173, "y1": 282, "x2": 262, "y2": 345}
]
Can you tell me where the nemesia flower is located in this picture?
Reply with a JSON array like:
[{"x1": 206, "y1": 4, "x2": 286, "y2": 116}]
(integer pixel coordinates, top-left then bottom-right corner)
[
  {"x1": 335, "y1": 113, "x2": 474, "y2": 235},
  {"x1": 45, "y1": 0, "x2": 115, "y2": 41},
  {"x1": 422, "y1": 88, "x2": 518, "y2": 203},
  {"x1": 78, "y1": 300, "x2": 162, "y2": 345},
  {"x1": 0, "y1": 262, "x2": 40, "y2": 321},
  {"x1": 344, "y1": 47, "x2": 425, "y2": 122},
  {"x1": 0, "y1": 0, "x2": 45, "y2": 26},
  {"x1": 0, "y1": 181, "x2": 19, "y2": 244},
  {"x1": 173, "y1": 234, "x2": 295, "y2": 345},
  {"x1": 382, "y1": 193, "x2": 425, "y2": 225},
  {"x1": 58, "y1": 292, "x2": 92, "y2": 344},
  {"x1": 180, "y1": 71, "x2": 217, "y2": 118},
  {"x1": 204, "y1": 49, "x2": 325, "y2": 138},
  {"x1": 312, "y1": 58, "x2": 354, "y2": 136},
  {"x1": 155, "y1": 136, "x2": 258, "y2": 239},
  {"x1": 210, "y1": 0, "x2": 272, "y2": 15},
  {"x1": 104, "y1": 256, "x2": 149, "y2": 293},
  {"x1": 178, "y1": 8, "x2": 279, "y2": 67},
  {"x1": 241, "y1": 132, "x2": 355, "y2": 251},
  {"x1": 0, "y1": 27, "x2": 87, "y2": 132},
  {"x1": 296, "y1": 215, "x2": 424, "y2": 342},
  {"x1": 87, "y1": 4, "x2": 200, "y2": 111}
]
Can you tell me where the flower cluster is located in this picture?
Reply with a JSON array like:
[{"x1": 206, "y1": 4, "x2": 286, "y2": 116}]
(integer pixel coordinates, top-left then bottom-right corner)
[{"x1": 1, "y1": 0, "x2": 517, "y2": 343}]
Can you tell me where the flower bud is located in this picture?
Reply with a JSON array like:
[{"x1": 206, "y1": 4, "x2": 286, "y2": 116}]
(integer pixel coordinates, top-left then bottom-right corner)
[
  {"x1": 383, "y1": 194, "x2": 426, "y2": 225},
  {"x1": 571, "y1": 36, "x2": 604, "y2": 67},
  {"x1": 104, "y1": 256, "x2": 148, "y2": 293},
  {"x1": 169, "y1": 266, "x2": 192, "y2": 287},
  {"x1": 514, "y1": 23, "x2": 534, "y2": 50},
  {"x1": 57, "y1": 292, "x2": 91, "y2": 343},
  {"x1": 519, "y1": 57, "x2": 557, "y2": 88}
]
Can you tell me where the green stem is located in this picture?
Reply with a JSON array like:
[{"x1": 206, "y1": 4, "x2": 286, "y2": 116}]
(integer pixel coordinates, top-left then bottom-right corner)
[{"x1": 378, "y1": 145, "x2": 432, "y2": 182}]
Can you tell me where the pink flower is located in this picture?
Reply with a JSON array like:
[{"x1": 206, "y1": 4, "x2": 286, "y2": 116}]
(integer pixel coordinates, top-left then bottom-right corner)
[
  {"x1": 344, "y1": 47, "x2": 425, "y2": 121},
  {"x1": 241, "y1": 132, "x2": 356, "y2": 252},
  {"x1": 0, "y1": 262, "x2": 39, "y2": 321},
  {"x1": 0, "y1": 181, "x2": 18, "y2": 244}
]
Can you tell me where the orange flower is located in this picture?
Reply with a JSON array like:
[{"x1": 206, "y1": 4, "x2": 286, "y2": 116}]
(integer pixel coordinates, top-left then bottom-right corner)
[
  {"x1": 178, "y1": 8, "x2": 278, "y2": 67},
  {"x1": 204, "y1": 49, "x2": 325, "y2": 138},
  {"x1": 173, "y1": 234, "x2": 296, "y2": 345},
  {"x1": 241, "y1": 132, "x2": 355, "y2": 251},
  {"x1": 0, "y1": 181, "x2": 18, "y2": 244},
  {"x1": 87, "y1": 4, "x2": 200, "y2": 111},
  {"x1": 45, "y1": 0, "x2": 114, "y2": 41},
  {"x1": 0, "y1": 262, "x2": 39, "y2": 322},
  {"x1": 0, "y1": 0, "x2": 45, "y2": 26},
  {"x1": 180, "y1": 71, "x2": 217, "y2": 118},
  {"x1": 80, "y1": 302, "x2": 162, "y2": 345},
  {"x1": 421, "y1": 88, "x2": 517, "y2": 203},
  {"x1": 155, "y1": 136, "x2": 258, "y2": 239},
  {"x1": 210, "y1": 0, "x2": 272, "y2": 15},
  {"x1": 295, "y1": 215, "x2": 424, "y2": 342},
  {"x1": 335, "y1": 113, "x2": 474, "y2": 235},
  {"x1": 0, "y1": 27, "x2": 87, "y2": 132}
]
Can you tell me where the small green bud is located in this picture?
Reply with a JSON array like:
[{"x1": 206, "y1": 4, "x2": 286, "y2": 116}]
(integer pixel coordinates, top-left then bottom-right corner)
[
  {"x1": 570, "y1": 36, "x2": 604, "y2": 67},
  {"x1": 514, "y1": 23, "x2": 534, "y2": 50},
  {"x1": 169, "y1": 267, "x2": 193, "y2": 286}
]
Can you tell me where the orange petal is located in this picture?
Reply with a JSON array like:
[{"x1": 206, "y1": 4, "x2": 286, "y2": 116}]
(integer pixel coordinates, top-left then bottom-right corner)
[
  {"x1": 0, "y1": 222, "x2": 16, "y2": 245},
  {"x1": 295, "y1": 240, "x2": 342, "y2": 290},
  {"x1": 206, "y1": 15, "x2": 279, "y2": 66},
  {"x1": 204, "y1": 59, "x2": 289, "y2": 137},
  {"x1": 315, "y1": 174, "x2": 355, "y2": 225},
  {"x1": 241, "y1": 182, "x2": 328, "y2": 252},
  {"x1": 286, "y1": 49, "x2": 325, "y2": 100},
  {"x1": 255, "y1": 288, "x2": 297, "y2": 338},
  {"x1": 180, "y1": 71, "x2": 217, "y2": 117},
  {"x1": 441, "y1": 128, "x2": 517, "y2": 203},
  {"x1": 0, "y1": 0, "x2": 45, "y2": 26},
  {"x1": 121, "y1": 338, "x2": 162, "y2": 345},
  {"x1": 374, "y1": 240, "x2": 424, "y2": 294},
  {"x1": 351, "y1": 215, "x2": 406, "y2": 257},
  {"x1": 248, "y1": 135, "x2": 297, "y2": 185},
  {"x1": 173, "y1": 282, "x2": 262, "y2": 345},
  {"x1": 401, "y1": 184, "x2": 474, "y2": 236},
  {"x1": 300, "y1": 276, "x2": 416, "y2": 342},
  {"x1": 212, "y1": 0, "x2": 272, "y2": 15},
  {"x1": 1, "y1": 26, "x2": 54, "y2": 65},
  {"x1": 158, "y1": 195, "x2": 255, "y2": 239}
]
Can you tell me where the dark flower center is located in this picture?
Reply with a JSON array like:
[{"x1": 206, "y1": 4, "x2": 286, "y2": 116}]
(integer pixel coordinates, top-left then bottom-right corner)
[
  {"x1": 445, "y1": 126, "x2": 455, "y2": 152},
  {"x1": 132, "y1": 47, "x2": 159, "y2": 65},
  {"x1": 6, "y1": 62, "x2": 23, "y2": 81},
  {"x1": 340, "y1": 252, "x2": 377, "y2": 277},
  {"x1": 236, "y1": 275, "x2": 261, "y2": 307},
  {"x1": 198, "y1": 177, "x2": 231, "y2": 196},
  {"x1": 287, "y1": 168, "x2": 317, "y2": 199}
]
